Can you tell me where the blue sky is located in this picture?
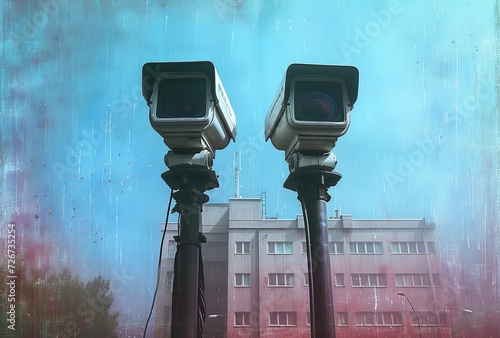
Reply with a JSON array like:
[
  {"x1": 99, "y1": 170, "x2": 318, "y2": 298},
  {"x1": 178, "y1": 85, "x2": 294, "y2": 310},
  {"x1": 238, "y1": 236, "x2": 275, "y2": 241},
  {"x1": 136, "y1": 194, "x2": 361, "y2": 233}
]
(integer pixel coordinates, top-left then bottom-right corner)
[{"x1": 2, "y1": 0, "x2": 498, "y2": 331}]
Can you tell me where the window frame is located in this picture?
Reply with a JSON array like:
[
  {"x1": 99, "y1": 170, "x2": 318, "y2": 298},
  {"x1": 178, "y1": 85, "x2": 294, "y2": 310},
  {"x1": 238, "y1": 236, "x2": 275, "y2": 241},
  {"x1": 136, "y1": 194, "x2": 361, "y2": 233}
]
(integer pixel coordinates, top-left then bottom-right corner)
[
  {"x1": 328, "y1": 241, "x2": 345, "y2": 254},
  {"x1": 269, "y1": 312, "x2": 297, "y2": 327},
  {"x1": 411, "y1": 312, "x2": 438, "y2": 326},
  {"x1": 234, "y1": 312, "x2": 251, "y2": 327},
  {"x1": 355, "y1": 312, "x2": 403, "y2": 327},
  {"x1": 337, "y1": 312, "x2": 348, "y2": 326},
  {"x1": 235, "y1": 273, "x2": 251, "y2": 287},
  {"x1": 335, "y1": 273, "x2": 345, "y2": 287},
  {"x1": 166, "y1": 271, "x2": 174, "y2": 292},
  {"x1": 167, "y1": 240, "x2": 176, "y2": 259},
  {"x1": 351, "y1": 273, "x2": 388, "y2": 287},
  {"x1": 349, "y1": 242, "x2": 383, "y2": 254},
  {"x1": 391, "y1": 241, "x2": 425, "y2": 254},
  {"x1": 268, "y1": 273, "x2": 295, "y2": 287},
  {"x1": 267, "y1": 241, "x2": 293, "y2": 254},
  {"x1": 235, "y1": 241, "x2": 251, "y2": 255},
  {"x1": 395, "y1": 273, "x2": 432, "y2": 287}
]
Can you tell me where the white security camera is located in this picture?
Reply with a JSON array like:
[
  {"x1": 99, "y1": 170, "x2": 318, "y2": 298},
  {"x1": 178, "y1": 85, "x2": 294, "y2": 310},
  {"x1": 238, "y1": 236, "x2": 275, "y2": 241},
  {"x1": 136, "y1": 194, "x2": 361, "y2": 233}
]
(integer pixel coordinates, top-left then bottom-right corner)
[
  {"x1": 142, "y1": 61, "x2": 237, "y2": 156},
  {"x1": 264, "y1": 63, "x2": 359, "y2": 160}
]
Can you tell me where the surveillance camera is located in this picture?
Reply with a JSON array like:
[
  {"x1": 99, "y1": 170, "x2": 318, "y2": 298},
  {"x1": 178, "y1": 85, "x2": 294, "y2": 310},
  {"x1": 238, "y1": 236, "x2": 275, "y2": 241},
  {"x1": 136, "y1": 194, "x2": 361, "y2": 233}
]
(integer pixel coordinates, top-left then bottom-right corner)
[
  {"x1": 142, "y1": 61, "x2": 237, "y2": 156},
  {"x1": 264, "y1": 63, "x2": 358, "y2": 160}
]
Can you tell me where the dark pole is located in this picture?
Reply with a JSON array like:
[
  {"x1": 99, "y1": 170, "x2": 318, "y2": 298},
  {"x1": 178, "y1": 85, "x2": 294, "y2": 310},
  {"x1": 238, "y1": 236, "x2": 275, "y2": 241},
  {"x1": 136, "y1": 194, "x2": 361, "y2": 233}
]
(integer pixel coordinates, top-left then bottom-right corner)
[
  {"x1": 285, "y1": 169, "x2": 341, "y2": 338},
  {"x1": 172, "y1": 191, "x2": 202, "y2": 338},
  {"x1": 163, "y1": 166, "x2": 219, "y2": 338}
]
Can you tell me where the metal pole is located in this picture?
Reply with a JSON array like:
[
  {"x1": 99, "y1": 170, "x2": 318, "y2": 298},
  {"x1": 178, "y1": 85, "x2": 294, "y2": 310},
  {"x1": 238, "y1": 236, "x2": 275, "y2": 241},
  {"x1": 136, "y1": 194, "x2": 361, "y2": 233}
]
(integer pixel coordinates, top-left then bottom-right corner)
[
  {"x1": 285, "y1": 169, "x2": 341, "y2": 338},
  {"x1": 162, "y1": 166, "x2": 219, "y2": 338},
  {"x1": 446, "y1": 308, "x2": 473, "y2": 338},
  {"x1": 171, "y1": 190, "x2": 202, "y2": 338},
  {"x1": 303, "y1": 195, "x2": 335, "y2": 338}
]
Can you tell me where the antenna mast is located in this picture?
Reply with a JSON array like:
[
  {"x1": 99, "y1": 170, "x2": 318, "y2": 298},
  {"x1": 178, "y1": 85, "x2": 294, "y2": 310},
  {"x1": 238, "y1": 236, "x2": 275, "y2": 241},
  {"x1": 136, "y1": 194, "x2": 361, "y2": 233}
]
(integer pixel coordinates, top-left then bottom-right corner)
[
  {"x1": 234, "y1": 152, "x2": 241, "y2": 198},
  {"x1": 261, "y1": 190, "x2": 267, "y2": 219}
]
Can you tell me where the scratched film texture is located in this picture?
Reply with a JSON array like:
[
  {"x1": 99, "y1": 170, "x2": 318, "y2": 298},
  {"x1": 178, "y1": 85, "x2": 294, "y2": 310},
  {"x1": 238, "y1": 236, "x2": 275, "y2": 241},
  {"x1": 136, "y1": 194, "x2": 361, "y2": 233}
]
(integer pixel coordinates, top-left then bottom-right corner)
[{"x1": 1, "y1": 0, "x2": 499, "y2": 336}]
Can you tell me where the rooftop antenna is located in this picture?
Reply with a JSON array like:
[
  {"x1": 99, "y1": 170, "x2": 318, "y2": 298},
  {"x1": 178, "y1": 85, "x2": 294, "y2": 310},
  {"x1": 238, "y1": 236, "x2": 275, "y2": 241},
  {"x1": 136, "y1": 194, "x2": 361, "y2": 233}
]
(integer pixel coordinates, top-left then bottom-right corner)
[
  {"x1": 261, "y1": 190, "x2": 267, "y2": 219},
  {"x1": 234, "y1": 152, "x2": 241, "y2": 198}
]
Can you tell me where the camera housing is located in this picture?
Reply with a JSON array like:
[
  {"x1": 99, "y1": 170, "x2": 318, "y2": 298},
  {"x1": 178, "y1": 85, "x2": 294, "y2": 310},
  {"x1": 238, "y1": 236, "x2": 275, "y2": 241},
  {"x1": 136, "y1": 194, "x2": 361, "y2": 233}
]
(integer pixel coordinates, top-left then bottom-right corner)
[
  {"x1": 142, "y1": 61, "x2": 237, "y2": 156},
  {"x1": 264, "y1": 63, "x2": 359, "y2": 160}
]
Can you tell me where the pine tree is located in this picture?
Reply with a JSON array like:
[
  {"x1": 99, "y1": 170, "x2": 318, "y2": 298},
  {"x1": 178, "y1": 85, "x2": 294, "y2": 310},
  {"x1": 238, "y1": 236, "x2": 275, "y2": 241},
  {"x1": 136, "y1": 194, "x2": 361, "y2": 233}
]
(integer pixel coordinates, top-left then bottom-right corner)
[{"x1": 0, "y1": 264, "x2": 119, "y2": 337}]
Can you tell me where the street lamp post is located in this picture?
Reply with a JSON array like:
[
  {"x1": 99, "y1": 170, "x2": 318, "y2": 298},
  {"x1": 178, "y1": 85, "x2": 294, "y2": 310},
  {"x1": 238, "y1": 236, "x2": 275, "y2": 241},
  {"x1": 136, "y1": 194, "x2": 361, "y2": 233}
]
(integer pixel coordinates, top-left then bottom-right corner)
[
  {"x1": 446, "y1": 307, "x2": 473, "y2": 338},
  {"x1": 206, "y1": 314, "x2": 226, "y2": 338},
  {"x1": 207, "y1": 314, "x2": 225, "y2": 319},
  {"x1": 398, "y1": 292, "x2": 422, "y2": 338}
]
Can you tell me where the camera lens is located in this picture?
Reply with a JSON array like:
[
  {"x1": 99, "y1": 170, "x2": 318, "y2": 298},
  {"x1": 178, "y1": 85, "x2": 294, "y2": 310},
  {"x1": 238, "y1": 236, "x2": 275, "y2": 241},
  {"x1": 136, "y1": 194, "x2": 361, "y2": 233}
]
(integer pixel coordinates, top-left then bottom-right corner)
[
  {"x1": 157, "y1": 77, "x2": 207, "y2": 119},
  {"x1": 299, "y1": 92, "x2": 336, "y2": 121},
  {"x1": 294, "y1": 81, "x2": 344, "y2": 122}
]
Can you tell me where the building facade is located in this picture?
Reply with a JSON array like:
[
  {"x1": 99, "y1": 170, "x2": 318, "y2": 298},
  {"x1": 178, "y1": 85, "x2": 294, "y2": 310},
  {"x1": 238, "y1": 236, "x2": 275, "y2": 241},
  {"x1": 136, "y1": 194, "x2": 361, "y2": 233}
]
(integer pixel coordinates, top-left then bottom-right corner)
[{"x1": 155, "y1": 198, "x2": 452, "y2": 337}]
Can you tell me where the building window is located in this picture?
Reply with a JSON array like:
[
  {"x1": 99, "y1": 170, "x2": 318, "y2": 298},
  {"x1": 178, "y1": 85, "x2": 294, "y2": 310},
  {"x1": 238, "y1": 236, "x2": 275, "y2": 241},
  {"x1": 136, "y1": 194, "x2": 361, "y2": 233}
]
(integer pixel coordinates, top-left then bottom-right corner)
[
  {"x1": 391, "y1": 241, "x2": 425, "y2": 254},
  {"x1": 355, "y1": 312, "x2": 403, "y2": 326},
  {"x1": 269, "y1": 312, "x2": 297, "y2": 326},
  {"x1": 303, "y1": 241, "x2": 343, "y2": 254},
  {"x1": 349, "y1": 242, "x2": 383, "y2": 254},
  {"x1": 411, "y1": 312, "x2": 438, "y2": 326},
  {"x1": 335, "y1": 273, "x2": 345, "y2": 287},
  {"x1": 356, "y1": 312, "x2": 375, "y2": 326},
  {"x1": 395, "y1": 273, "x2": 431, "y2": 287},
  {"x1": 304, "y1": 273, "x2": 309, "y2": 286},
  {"x1": 328, "y1": 242, "x2": 344, "y2": 254},
  {"x1": 432, "y1": 273, "x2": 441, "y2": 286},
  {"x1": 164, "y1": 307, "x2": 172, "y2": 326},
  {"x1": 427, "y1": 241, "x2": 436, "y2": 254},
  {"x1": 337, "y1": 312, "x2": 348, "y2": 326},
  {"x1": 235, "y1": 273, "x2": 251, "y2": 287},
  {"x1": 269, "y1": 273, "x2": 295, "y2": 287},
  {"x1": 235, "y1": 241, "x2": 250, "y2": 254},
  {"x1": 307, "y1": 312, "x2": 310, "y2": 326},
  {"x1": 235, "y1": 312, "x2": 251, "y2": 327},
  {"x1": 439, "y1": 312, "x2": 448, "y2": 326},
  {"x1": 351, "y1": 274, "x2": 387, "y2": 287},
  {"x1": 268, "y1": 241, "x2": 293, "y2": 254},
  {"x1": 166, "y1": 271, "x2": 174, "y2": 292},
  {"x1": 167, "y1": 240, "x2": 176, "y2": 259}
]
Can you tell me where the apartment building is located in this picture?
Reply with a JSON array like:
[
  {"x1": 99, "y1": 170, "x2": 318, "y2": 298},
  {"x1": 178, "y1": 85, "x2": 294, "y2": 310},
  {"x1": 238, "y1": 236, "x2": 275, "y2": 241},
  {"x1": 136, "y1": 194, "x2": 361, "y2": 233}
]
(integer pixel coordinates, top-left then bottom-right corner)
[{"x1": 155, "y1": 198, "x2": 452, "y2": 337}]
